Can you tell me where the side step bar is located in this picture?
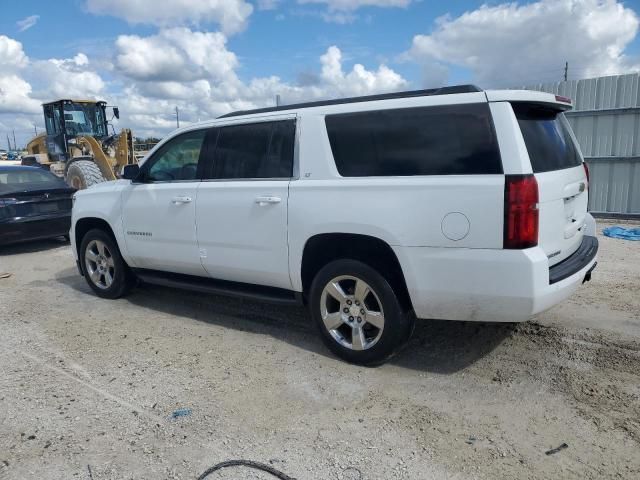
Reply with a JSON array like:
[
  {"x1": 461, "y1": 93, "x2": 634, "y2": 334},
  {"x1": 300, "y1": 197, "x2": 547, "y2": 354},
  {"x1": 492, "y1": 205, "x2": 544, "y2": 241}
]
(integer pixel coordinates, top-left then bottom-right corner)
[{"x1": 133, "y1": 269, "x2": 303, "y2": 306}]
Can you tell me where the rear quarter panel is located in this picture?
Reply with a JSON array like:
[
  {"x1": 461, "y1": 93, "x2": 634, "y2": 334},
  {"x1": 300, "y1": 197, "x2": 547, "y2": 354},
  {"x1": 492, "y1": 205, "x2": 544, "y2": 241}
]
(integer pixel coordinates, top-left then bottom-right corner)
[{"x1": 288, "y1": 111, "x2": 506, "y2": 291}]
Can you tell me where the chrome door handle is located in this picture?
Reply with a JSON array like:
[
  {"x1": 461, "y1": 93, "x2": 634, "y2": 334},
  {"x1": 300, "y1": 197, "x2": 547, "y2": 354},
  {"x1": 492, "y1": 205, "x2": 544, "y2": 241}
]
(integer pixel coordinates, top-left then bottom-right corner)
[
  {"x1": 171, "y1": 196, "x2": 192, "y2": 204},
  {"x1": 255, "y1": 196, "x2": 281, "y2": 206}
]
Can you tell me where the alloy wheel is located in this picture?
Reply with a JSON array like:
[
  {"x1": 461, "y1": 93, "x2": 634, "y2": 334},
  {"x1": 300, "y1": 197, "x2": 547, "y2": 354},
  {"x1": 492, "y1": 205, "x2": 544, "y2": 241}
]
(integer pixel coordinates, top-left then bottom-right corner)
[
  {"x1": 85, "y1": 239, "x2": 115, "y2": 290},
  {"x1": 319, "y1": 275, "x2": 385, "y2": 350}
]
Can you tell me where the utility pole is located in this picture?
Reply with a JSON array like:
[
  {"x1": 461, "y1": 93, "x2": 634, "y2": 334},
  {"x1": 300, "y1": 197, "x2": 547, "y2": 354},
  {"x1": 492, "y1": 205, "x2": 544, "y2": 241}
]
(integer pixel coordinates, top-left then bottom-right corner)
[
  {"x1": 33, "y1": 124, "x2": 38, "y2": 136},
  {"x1": 174, "y1": 106, "x2": 180, "y2": 129},
  {"x1": 12, "y1": 130, "x2": 17, "y2": 150},
  {"x1": 564, "y1": 61, "x2": 568, "y2": 82},
  {"x1": 275, "y1": 94, "x2": 281, "y2": 107}
]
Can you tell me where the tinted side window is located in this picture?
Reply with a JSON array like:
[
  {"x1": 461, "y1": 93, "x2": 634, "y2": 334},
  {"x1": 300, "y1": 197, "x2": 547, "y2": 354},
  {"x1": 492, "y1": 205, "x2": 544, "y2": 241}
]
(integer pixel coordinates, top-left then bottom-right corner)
[
  {"x1": 145, "y1": 130, "x2": 206, "y2": 182},
  {"x1": 513, "y1": 104, "x2": 581, "y2": 173},
  {"x1": 211, "y1": 120, "x2": 295, "y2": 179},
  {"x1": 325, "y1": 104, "x2": 502, "y2": 177}
]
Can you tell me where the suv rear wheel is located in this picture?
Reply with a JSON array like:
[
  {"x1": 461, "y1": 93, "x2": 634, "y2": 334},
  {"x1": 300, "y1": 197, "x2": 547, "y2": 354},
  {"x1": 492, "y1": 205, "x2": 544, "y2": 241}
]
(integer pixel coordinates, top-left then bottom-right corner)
[
  {"x1": 80, "y1": 229, "x2": 134, "y2": 299},
  {"x1": 309, "y1": 259, "x2": 414, "y2": 365}
]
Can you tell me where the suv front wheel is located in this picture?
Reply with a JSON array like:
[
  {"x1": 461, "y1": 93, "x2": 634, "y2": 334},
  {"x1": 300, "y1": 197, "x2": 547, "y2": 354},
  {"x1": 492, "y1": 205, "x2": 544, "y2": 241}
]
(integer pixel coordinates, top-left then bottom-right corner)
[
  {"x1": 309, "y1": 259, "x2": 414, "y2": 366},
  {"x1": 80, "y1": 229, "x2": 134, "y2": 299}
]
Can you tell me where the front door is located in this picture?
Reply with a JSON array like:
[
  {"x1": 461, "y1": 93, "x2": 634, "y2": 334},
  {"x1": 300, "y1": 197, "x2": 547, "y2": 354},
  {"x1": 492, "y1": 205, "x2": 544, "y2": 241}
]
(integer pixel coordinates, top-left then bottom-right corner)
[
  {"x1": 121, "y1": 128, "x2": 208, "y2": 276},
  {"x1": 196, "y1": 118, "x2": 296, "y2": 289}
]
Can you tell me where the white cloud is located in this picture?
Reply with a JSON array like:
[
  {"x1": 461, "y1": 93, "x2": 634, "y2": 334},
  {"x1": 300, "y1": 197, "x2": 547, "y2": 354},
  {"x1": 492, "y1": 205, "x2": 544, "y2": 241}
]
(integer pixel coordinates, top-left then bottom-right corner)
[
  {"x1": 16, "y1": 15, "x2": 40, "y2": 32},
  {"x1": 298, "y1": 0, "x2": 410, "y2": 11},
  {"x1": 0, "y1": 35, "x2": 29, "y2": 70},
  {"x1": 0, "y1": 27, "x2": 408, "y2": 144},
  {"x1": 36, "y1": 55, "x2": 105, "y2": 99},
  {"x1": 114, "y1": 28, "x2": 238, "y2": 82},
  {"x1": 108, "y1": 28, "x2": 408, "y2": 136},
  {"x1": 0, "y1": 75, "x2": 41, "y2": 114},
  {"x1": 408, "y1": 0, "x2": 640, "y2": 87},
  {"x1": 319, "y1": 45, "x2": 407, "y2": 96},
  {"x1": 322, "y1": 11, "x2": 358, "y2": 23},
  {"x1": 296, "y1": 0, "x2": 409, "y2": 23},
  {"x1": 0, "y1": 37, "x2": 104, "y2": 115},
  {"x1": 0, "y1": 36, "x2": 38, "y2": 116},
  {"x1": 257, "y1": 0, "x2": 281, "y2": 10},
  {"x1": 85, "y1": 0, "x2": 253, "y2": 34}
]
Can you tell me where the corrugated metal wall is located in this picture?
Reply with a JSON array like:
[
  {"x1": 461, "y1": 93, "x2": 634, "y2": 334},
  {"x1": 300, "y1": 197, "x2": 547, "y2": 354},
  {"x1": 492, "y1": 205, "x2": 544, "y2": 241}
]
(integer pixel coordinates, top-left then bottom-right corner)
[{"x1": 526, "y1": 74, "x2": 640, "y2": 216}]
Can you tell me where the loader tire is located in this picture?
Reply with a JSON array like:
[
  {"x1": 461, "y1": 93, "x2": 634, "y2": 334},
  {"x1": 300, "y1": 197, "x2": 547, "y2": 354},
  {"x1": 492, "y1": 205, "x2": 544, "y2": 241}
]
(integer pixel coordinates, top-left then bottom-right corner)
[{"x1": 66, "y1": 160, "x2": 106, "y2": 190}]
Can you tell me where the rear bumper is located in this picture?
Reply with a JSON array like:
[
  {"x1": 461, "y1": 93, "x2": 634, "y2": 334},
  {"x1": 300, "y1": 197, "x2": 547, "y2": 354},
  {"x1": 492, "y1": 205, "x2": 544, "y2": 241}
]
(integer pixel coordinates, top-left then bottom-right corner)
[
  {"x1": 549, "y1": 235, "x2": 598, "y2": 284},
  {"x1": 0, "y1": 214, "x2": 71, "y2": 246},
  {"x1": 394, "y1": 235, "x2": 598, "y2": 323}
]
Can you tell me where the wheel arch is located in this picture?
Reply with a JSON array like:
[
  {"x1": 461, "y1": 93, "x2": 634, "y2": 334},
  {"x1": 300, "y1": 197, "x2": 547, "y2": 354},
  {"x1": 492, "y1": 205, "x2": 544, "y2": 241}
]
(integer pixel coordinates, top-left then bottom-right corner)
[
  {"x1": 74, "y1": 217, "x2": 118, "y2": 263},
  {"x1": 300, "y1": 233, "x2": 413, "y2": 310}
]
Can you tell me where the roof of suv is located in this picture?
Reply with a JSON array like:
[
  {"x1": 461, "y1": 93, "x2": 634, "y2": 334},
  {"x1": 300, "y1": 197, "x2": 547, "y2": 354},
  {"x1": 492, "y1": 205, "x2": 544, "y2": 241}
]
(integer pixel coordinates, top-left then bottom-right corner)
[
  {"x1": 216, "y1": 86, "x2": 572, "y2": 123},
  {"x1": 218, "y1": 84, "x2": 483, "y2": 119}
]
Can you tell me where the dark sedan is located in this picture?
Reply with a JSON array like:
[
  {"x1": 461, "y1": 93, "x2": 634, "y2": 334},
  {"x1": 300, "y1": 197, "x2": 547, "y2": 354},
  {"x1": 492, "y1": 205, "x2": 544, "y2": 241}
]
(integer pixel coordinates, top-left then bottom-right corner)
[{"x1": 0, "y1": 166, "x2": 75, "y2": 246}]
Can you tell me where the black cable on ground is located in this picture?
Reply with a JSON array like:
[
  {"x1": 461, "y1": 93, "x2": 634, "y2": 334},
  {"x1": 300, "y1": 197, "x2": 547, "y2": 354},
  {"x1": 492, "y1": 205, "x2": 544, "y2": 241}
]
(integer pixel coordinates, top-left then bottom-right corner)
[{"x1": 197, "y1": 459, "x2": 297, "y2": 480}]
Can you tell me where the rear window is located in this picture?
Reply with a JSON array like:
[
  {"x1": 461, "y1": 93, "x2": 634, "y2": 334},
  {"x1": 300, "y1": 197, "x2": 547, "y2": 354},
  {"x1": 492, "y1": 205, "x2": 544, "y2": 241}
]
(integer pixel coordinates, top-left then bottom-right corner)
[
  {"x1": 0, "y1": 169, "x2": 60, "y2": 185},
  {"x1": 325, "y1": 103, "x2": 502, "y2": 177},
  {"x1": 513, "y1": 103, "x2": 581, "y2": 173}
]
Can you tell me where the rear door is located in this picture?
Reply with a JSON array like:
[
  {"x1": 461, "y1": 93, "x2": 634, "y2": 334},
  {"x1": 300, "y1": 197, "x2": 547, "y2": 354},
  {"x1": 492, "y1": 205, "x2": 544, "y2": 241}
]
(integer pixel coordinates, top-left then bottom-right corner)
[
  {"x1": 512, "y1": 103, "x2": 588, "y2": 265},
  {"x1": 195, "y1": 117, "x2": 295, "y2": 289}
]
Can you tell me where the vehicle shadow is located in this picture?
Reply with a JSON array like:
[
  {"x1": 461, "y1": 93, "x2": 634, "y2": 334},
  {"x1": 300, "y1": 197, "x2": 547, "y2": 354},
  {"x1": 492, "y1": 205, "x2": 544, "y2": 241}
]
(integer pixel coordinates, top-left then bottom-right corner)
[
  {"x1": 56, "y1": 269, "x2": 513, "y2": 374},
  {"x1": 0, "y1": 237, "x2": 69, "y2": 256}
]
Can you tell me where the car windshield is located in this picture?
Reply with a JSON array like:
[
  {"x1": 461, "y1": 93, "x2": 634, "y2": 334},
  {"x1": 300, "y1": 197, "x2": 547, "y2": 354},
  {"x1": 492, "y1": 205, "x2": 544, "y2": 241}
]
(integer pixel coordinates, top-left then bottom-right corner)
[{"x1": 63, "y1": 103, "x2": 107, "y2": 137}]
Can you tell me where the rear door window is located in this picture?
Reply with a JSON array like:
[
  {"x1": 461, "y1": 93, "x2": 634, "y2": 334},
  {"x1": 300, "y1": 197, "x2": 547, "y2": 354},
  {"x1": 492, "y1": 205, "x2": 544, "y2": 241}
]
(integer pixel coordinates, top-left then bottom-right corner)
[
  {"x1": 209, "y1": 120, "x2": 295, "y2": 179},
  {"x1": 325, "y1": 103, "x2": 502, "y2": 177},
  {"x1": 512, "y1": 103, "x2": 581, "y2": 173}
]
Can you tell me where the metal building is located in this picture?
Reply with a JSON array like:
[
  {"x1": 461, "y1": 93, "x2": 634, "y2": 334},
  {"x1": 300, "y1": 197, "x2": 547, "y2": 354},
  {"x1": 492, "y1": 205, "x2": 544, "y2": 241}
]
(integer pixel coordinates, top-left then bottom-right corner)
[{"x1": 526, "y1": 73, "x2": 640, "y2": 217}]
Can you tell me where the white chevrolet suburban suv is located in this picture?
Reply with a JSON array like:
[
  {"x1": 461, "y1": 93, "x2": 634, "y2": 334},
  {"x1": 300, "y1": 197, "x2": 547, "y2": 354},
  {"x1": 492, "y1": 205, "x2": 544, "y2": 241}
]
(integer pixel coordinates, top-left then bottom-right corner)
[{"x1": 71, "y1": 85, "x2": 598, "y2": 365}]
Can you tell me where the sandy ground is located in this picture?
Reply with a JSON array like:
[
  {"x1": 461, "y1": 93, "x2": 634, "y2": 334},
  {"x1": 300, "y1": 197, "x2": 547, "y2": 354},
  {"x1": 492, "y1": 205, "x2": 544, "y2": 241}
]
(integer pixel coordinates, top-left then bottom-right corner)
[{"x1": 0, "y1": 221, "x2": 639, "y2": 479}]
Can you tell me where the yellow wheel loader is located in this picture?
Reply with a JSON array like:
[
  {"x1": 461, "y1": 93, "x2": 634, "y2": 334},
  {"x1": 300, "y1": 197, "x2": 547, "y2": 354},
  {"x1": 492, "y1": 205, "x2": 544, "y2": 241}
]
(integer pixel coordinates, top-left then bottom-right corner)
[{"x1": 22, "y1": 99, "x2": 136, "y2": 189}]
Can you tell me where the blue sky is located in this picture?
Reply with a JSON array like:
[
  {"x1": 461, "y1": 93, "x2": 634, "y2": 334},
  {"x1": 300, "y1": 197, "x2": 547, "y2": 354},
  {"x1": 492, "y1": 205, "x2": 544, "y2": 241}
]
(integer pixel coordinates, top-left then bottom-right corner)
[
  {"x1": 3, "y1": 1, "x2": 481, "y2": 85},
  {"x1": 2, "y1": 0, "x2": 640, "y2": 146}
]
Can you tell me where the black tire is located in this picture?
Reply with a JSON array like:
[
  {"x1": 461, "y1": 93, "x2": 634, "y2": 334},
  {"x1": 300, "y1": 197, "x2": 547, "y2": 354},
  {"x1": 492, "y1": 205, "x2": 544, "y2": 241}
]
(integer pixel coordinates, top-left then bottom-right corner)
[
  {"x1": 66, "y1": 160, "x2": 106, "y2": 190},
  {"x1": 79, "y1": 228, "x2": 134, "y2": 299},
  {"x1": 309, "y1": 259, "x2": 414, "y2": 366}
]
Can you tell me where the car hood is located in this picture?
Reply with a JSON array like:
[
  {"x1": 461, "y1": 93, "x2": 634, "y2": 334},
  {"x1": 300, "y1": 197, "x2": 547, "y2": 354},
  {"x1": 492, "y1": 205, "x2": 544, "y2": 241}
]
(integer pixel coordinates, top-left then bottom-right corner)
[{"x1": 75, "y1": 179, "x2": 130, "y2": 197}]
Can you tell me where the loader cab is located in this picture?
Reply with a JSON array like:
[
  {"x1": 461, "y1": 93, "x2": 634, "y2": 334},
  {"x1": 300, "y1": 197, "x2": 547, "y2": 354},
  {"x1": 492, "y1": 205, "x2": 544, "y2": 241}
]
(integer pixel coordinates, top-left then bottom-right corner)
[{"x1": 42, "y1": 100, "x2": 110, "y2": 161}]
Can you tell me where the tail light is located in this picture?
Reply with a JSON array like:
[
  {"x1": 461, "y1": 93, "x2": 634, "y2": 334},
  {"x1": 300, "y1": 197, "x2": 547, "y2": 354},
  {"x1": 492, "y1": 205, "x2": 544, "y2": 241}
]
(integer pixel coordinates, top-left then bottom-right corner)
[
  {"x1": 583, "y1": 162, "x2": 590, "y2": 185},
  {"x1": 0, "y1": 198, "x2": 14, "y2": 219},
  {"x1": 555, "y1": 95, "x2": 572, "y2": 105},
  {"x1": 504, "y1": 174, "x2": 539, "y2": 249}
]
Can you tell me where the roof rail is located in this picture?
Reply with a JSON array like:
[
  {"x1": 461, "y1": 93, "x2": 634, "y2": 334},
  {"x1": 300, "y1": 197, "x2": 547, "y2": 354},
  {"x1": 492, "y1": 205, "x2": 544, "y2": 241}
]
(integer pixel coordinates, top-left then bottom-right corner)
[{"x1": 218, "y1": 84, "x2": 482, "y2": 119}]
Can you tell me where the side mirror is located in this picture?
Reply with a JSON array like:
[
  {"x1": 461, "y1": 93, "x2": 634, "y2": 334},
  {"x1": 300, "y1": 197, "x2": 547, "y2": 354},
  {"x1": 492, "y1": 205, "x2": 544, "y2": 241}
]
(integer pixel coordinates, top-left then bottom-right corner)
[
  {"x1": 122, "y1": 164, "x2": 140, "y2": 181},
  {"x1": 113, "y1": 107, "x2": 120, "y2": 119}
]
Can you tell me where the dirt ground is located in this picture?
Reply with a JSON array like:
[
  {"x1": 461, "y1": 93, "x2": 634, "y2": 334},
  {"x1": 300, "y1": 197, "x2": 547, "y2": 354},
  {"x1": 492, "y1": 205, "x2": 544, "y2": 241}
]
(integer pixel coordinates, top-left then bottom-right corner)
[{"x1": 1, "y1": 221, "x2": 639, "y2": 479}]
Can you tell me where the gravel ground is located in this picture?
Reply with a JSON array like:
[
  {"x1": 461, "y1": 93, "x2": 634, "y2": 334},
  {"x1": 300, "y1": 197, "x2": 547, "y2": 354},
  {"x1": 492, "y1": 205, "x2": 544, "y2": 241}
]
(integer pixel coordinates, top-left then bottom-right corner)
[{"x1": 0, "y1": 221, "x2": 639, "y2": 479}]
